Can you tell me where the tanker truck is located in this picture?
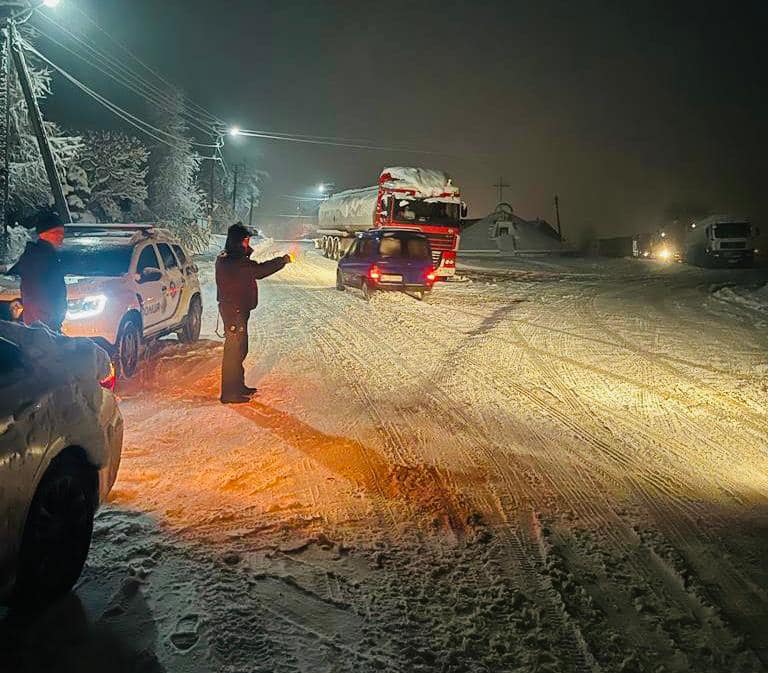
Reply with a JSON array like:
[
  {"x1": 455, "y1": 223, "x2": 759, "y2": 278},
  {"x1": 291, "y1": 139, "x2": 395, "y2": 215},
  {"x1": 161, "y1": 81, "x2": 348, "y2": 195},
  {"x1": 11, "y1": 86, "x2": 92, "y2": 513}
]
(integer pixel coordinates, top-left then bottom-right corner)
[{"x1": 316, "y1": 167, "x2": 466, "y2": 279}]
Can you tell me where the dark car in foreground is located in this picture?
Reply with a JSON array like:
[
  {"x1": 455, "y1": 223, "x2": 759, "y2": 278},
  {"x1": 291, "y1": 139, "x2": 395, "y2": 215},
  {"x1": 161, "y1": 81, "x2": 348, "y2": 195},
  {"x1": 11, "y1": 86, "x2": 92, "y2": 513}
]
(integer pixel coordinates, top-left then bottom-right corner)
[
  {"x1": 0, "y1": 321, "x2": 123, "y2": 607},
  {"x1": 336, "y1": 230, "x2": 437, "y2": 301}
]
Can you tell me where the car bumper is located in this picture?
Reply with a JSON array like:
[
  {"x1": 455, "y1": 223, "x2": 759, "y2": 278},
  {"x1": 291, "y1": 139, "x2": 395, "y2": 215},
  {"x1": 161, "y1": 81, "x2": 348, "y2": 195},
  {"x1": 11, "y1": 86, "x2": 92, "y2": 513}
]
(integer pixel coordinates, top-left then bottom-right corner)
[{"x1": 374, "y1": 282, "x2": 434, "y2": 292}]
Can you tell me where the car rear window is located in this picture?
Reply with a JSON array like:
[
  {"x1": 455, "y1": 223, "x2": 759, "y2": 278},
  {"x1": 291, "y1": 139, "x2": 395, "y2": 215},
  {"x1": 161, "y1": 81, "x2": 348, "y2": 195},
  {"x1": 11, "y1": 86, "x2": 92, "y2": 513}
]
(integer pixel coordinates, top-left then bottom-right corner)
[
  {"x1": 59, "y1": 244, "x2": 133, "y2": 277},
  {"x1": 378, "y1": 236, "x2": 430, "y2": 260}
]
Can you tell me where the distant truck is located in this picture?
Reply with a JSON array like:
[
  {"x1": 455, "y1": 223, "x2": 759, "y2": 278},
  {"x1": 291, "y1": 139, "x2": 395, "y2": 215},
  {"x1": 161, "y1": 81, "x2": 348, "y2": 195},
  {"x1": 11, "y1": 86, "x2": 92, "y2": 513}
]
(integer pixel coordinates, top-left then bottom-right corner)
[
  {"x1": 316, "y1": 167, "x2": 466, "y2": 279},
  {"x1": 684, "y1": 215, "x2": 757, "y2": 267}
]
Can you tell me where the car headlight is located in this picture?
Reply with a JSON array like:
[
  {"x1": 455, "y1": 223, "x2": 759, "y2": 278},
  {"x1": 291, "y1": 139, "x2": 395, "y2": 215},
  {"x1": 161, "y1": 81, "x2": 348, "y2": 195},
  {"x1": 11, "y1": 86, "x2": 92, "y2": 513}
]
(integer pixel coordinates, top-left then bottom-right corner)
[{"x1": 66, "y1": 294, "x2": 108, "y2": 320}]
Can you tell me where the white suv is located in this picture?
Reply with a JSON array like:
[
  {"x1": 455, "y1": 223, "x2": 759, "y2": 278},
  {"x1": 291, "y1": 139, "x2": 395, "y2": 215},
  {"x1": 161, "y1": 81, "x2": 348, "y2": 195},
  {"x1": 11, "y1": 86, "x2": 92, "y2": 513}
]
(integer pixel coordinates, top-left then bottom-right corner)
[{"x1": 0, "y1": 224, "x2": 202, "y2": 378}]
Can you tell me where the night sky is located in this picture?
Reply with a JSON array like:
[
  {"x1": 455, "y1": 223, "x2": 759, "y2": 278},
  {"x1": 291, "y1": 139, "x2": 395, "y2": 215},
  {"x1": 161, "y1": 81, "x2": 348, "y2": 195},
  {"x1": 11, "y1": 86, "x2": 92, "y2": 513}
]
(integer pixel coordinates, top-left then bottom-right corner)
[{"x1": 41, "y1": 0, "x2": 767, "y2": 240}]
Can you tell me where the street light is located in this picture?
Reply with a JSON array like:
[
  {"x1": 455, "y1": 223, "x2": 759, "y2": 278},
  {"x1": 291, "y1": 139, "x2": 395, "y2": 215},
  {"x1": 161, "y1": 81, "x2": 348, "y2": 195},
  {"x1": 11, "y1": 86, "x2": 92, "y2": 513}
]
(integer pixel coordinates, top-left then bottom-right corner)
[
  {"x1": 317, "y1": 183, "x2": 327, "y2": 194},
  {"x1": 229, "y1": 126, "x2": 242, "y2": 137}
]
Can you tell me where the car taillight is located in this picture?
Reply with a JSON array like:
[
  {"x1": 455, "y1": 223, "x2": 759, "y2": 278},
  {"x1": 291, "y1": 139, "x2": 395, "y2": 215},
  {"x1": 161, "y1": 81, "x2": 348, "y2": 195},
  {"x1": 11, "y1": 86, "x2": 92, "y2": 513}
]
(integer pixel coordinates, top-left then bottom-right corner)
[
  {"x1": 100, "y1": 362, "x2": 117, "y2": 392},
  {"x1": 425, "y1": 267, "x2": 437, "y2": 282},
  {"x1": 368, "y1": 265, "x2": 382, "y2": 281}
]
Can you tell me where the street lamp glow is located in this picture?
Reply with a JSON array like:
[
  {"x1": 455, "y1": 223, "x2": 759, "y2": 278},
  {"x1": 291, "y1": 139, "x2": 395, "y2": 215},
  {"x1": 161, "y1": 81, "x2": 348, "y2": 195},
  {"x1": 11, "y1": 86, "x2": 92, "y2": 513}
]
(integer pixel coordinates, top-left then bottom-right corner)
[
  {"x1": 317, "y1": 183, "x2": 327, "y2": 194},
  {"x1": 229, "y1": 126, "x2": 242, "y2": 137},
  {"x1": 42, "y1": 0, "x2": 61, "y2": 7}
]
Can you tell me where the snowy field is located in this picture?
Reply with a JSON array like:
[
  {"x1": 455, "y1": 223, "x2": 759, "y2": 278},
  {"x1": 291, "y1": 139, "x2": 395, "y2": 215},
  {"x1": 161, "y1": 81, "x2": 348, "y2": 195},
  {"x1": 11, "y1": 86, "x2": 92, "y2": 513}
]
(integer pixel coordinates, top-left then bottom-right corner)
[{"x1": 2, "y1": 246, "x2": 767, "y2": 672}]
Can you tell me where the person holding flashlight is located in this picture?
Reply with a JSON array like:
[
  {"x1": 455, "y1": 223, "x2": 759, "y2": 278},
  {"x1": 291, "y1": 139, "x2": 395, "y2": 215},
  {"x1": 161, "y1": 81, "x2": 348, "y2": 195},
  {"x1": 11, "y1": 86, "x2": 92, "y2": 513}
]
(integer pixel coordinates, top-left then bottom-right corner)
[{"x1": 215, "y1": 222, "x2": 292, "y2": 404}]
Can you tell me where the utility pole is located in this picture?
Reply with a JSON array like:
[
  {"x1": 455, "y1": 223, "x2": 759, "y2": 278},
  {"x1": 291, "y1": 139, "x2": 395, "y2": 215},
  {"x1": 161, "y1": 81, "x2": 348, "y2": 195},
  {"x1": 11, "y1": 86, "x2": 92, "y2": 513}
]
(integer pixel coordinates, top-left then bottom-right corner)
[
  {"x1": 493, "y1": 176, "x2": 510, "y2": 205},
  {"x1": 8, "y1": 23, "x2": 70, "y2": 222},
  {"x1": 231, "y1": 160, "x2": 248, "y2": 216},
  {"x1": 208, "y1": 156, "x2": 215, "y2": 225},
  {"x1": 554, "y1": 194, "x2": 562, "y2": 240},
  {"x1": 0, "y1": 22, "x2": 11, "y2": 244},
  {"x1": 248, "y1": 192, "x2": 254, "y2": 228}
]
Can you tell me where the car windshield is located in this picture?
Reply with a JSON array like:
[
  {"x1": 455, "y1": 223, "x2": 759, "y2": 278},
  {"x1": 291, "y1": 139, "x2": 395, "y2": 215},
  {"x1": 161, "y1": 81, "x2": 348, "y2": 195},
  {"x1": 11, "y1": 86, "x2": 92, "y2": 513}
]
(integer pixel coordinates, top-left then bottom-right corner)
[
  {"x1": 59, "y1": 243, "x2": 133, "y2": 277},
  {"x1": 714, "y1": 222, "x2": 750, "y2": 238},
  {"x1": 378, "y1": 236, "x2": 431, "y2": 260},
  {"x1": 392, "y1": 199, "x2": 459, "y2": 225}
]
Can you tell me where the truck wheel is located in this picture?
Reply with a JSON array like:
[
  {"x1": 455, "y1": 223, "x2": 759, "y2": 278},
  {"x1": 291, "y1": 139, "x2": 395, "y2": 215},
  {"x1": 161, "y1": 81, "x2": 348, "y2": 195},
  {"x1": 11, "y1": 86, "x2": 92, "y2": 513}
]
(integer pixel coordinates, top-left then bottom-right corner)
[
  {"x1": 179, "y1": 295, "x2": 202, "y2": 343},
  {"x1": 14, "y1": 457, "x2": 96, "y2": 606},
  {"x1": 323, "y1": 237, "x2": 331, "y2": 258},
  {"x1": 362, "y1": 281, "x2": 374, "y2": 302},
  {"x1": 116, "y1": 318, "x2": 141, "y2": 379},
  {"x1": 332, "y1": 238, "x2": 341, "y2": 260},
  {"x1": 336, "y1": 269, "x2": 346, "y2": 291}
]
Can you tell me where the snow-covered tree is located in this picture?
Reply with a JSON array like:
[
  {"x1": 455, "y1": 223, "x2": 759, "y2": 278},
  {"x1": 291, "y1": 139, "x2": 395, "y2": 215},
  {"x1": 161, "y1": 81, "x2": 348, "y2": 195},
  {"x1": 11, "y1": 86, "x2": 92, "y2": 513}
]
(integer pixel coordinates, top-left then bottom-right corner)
[
  {"x1": 207, "y1": 162, "x2": 266, "y2": 234},
  {"x1": 7, "y1": 51, "x2": 82, "y2": 222},
  {"x1": 147, "y1": 90, "x2": 207, "y2": 250},
  {"x1": 73, "y1": 131, "x2": 149, "y2": 222}
]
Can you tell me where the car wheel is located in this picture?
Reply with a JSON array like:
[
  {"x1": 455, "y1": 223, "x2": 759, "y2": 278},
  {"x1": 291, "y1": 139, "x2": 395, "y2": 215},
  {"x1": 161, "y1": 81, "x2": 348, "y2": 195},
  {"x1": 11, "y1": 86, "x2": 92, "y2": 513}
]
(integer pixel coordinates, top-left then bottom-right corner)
[
  {"x1": 362, "y1": 280, "x2": 374, "y2": 302},
  {"x1": 15, "y1": 457, "x2": 96, "y2": 606},
  {"x1": 416, "y1": 290, "x2": 426, "y2": 301},
  {"x1": 336, "y1": 269, "x2": 346, "y2": 291},
  {"x1": 116, "y1": 318, "x2": 141, "y2": 379},
  {"x1": 179, "y1": 296, "x2": 202, "y2": 343}
]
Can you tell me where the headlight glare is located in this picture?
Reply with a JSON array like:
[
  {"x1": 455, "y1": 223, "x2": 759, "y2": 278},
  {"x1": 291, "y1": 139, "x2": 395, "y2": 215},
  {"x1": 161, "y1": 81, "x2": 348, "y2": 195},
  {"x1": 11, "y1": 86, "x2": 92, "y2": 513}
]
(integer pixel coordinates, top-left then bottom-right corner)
[{"x1": 66, "y1": 294, "x2": 108, "y2": 321}]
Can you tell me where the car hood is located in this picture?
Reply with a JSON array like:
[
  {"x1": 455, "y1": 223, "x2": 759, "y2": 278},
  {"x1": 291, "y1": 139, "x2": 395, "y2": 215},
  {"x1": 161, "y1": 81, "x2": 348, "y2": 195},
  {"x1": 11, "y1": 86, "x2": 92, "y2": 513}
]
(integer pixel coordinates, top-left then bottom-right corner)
[
  {"x1": 64, "y1": 275, "x2": 125, "y2": 299},
  {"x1": 0, "y1": 321, "x2": 112, "y2": 400}
]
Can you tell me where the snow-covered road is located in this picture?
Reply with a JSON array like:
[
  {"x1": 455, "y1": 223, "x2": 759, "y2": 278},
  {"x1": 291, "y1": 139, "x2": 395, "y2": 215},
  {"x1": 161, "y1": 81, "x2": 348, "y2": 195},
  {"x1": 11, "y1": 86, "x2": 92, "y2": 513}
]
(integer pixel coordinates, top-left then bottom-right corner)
[{"x1": 4, "y1": 247, "x2": 768, "y2": 672}]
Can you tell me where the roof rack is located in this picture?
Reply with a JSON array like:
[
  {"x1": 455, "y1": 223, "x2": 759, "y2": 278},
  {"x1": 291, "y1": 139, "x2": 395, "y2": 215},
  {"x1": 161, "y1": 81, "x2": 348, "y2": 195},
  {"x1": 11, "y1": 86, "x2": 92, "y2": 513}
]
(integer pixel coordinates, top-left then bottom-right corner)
[{"x1": 65, "y1": 223, "x2": 156, "y2": 236}]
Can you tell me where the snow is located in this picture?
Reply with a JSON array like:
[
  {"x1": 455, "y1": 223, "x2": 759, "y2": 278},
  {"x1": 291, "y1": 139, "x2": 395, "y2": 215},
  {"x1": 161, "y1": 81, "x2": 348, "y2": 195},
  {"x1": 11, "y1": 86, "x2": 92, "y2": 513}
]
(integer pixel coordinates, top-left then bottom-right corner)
[
  {"x1": 0, "y1": 225, "x2": 31, "y2": 265},
  {"x1": 712, "y1": 282, "x2": 768, "y2": 315},
  {"x1": 380, "y1": 167, "x2": 459, "y2": 198},
  {"x1": 3, "y1": 248, "x2": 767, "y2": 672}
]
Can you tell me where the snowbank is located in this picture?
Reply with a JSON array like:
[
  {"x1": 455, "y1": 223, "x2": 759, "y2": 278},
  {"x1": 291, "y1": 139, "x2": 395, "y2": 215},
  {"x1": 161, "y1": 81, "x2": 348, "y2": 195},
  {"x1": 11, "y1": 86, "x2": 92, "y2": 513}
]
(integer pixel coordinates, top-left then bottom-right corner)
[{"x1": 712, "y1": 283, "x2": 768, "y2": 314}]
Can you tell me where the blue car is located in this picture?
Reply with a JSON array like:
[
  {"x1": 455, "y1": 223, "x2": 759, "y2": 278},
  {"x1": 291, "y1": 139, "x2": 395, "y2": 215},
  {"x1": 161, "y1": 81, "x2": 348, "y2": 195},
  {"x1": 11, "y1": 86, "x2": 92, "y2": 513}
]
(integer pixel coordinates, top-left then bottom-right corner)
[{"x1": 336, "y1": 230, "x2": 437, "y2": 301}]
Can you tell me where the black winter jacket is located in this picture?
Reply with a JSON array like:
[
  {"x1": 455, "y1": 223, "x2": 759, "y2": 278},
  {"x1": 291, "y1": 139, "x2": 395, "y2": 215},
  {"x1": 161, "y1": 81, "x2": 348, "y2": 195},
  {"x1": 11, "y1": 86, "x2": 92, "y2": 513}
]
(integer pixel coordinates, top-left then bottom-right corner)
[
  {"x1": 215, "y1": 249, "x2": 287, "y2": 313},
  {"x1": 8, "y1": 240, "x2": 67, "y2": 329}
]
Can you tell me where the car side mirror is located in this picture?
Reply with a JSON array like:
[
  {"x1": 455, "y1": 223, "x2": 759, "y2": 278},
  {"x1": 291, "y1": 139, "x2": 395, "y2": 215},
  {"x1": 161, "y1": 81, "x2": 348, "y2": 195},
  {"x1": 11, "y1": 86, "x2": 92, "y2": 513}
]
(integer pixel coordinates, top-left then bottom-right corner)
[{"x1": 138, "y1": 266, "x2": 162, "y2": 283}]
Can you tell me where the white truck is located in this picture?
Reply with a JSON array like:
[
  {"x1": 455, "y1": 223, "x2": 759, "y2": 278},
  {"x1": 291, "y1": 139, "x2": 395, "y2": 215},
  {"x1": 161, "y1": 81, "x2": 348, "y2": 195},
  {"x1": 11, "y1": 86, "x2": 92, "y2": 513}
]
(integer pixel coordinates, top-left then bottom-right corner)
[
  {"x1": 684, "y1": 215, "x2": 758, "y2": 267},
  {"x1": 315, "y1": 167, "x2": 466, "y2": 279}
]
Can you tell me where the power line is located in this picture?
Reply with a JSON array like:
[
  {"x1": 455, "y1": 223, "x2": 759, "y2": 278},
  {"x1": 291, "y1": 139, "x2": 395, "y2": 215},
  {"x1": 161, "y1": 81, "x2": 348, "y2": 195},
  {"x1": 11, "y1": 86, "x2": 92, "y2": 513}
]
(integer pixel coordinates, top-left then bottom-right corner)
[
  {"x1": 70, "y1": 4, "x2": 225, "y2": 128},
  {"x1": 32, "y1": 13, "x2": 219, "y2": 140},
  {"x1": 22, "y1": 40, "x2": 207, "y2": 152},
  {"x1": 234, "y1": 128, "x2": 446, "y2": 154}
]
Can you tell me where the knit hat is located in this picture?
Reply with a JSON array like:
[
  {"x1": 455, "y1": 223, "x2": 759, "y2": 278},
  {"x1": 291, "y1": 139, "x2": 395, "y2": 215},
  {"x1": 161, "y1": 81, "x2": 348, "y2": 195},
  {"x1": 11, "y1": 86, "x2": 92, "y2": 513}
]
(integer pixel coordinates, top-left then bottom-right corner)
[{"x1": 36, "y1": 212, "x2": 64, "y2": 234}]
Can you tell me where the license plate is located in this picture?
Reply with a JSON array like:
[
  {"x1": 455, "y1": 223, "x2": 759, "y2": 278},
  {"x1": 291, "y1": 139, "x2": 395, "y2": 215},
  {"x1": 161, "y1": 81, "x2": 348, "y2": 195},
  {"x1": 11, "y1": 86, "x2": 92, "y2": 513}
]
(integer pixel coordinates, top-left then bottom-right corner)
[{"x1": 381, "y1": 274, "x2": 402, "y2": 282}]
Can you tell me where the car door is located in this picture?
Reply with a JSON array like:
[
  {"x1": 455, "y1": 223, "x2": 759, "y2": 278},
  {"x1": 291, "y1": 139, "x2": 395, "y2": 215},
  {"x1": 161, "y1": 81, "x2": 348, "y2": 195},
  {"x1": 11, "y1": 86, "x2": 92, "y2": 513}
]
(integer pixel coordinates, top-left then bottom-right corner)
[
  {"x1": 156, "y1": 243, "x2": 185, "y2": 325},
  {"x1": 134, "y1": 243, "x2": 166, "y2": 330}
]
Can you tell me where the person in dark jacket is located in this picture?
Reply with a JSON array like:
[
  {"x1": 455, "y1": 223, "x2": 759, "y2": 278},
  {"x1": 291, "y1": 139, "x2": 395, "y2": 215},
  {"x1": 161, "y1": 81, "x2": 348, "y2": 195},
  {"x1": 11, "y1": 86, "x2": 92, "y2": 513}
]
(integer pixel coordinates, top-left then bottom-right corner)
[
  {"x1": 215, "y1": 222, "x2": 292, "y2": 403},
  {"x1": 8, "y1": 212, "x2": 67, "y2": 332}
]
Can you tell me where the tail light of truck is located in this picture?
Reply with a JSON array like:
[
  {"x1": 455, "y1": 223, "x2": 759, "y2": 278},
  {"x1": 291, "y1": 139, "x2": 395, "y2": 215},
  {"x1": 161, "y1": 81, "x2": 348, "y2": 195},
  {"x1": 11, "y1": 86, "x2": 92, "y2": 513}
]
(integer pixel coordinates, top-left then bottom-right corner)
[
  {"x1": 425, "y1": 267, "x2": 437, "y2": 283},
  {"x1": 368, "y1": 265, "x2": 382, "y2": 282},
  {"x1": 442, "y1": 251, "x2": 456, "y2": 267},
  {"x1": 100, "y1": 361, "x2": 117, "y2": 392}
]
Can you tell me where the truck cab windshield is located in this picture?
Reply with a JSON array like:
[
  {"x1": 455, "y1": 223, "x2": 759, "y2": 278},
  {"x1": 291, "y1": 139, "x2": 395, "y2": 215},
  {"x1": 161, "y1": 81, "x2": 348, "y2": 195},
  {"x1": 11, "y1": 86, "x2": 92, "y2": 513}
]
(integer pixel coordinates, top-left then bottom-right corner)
[
  {"x1": 392, "y1": 199, "x2": 459, "y2": 226},
  {"x1": 714, "y1": 223, "x2": 750, "y2": 238}
]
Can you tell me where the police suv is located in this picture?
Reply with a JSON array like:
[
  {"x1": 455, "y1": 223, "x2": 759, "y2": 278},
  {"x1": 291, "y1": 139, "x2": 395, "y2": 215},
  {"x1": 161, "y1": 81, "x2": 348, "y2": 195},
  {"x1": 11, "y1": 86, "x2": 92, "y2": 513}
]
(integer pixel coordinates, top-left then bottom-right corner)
[{"x1": 0, "y1": 224, "x2": 202, "y2": 378}]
